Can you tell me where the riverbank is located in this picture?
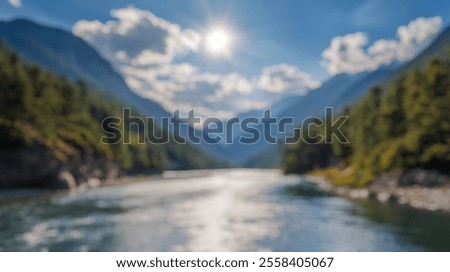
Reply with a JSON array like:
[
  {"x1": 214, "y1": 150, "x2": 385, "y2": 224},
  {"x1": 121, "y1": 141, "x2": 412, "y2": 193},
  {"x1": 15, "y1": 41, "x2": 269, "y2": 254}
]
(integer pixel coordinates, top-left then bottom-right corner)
[
  {"x1": 0, "y1": 173, "x2": 157, "y2": 202},
  {"x1": 3, "y1": 168, "x2": 450, "y2": 251},
  {"x1": 306, "y1": 168, "x2": 450, "y2": 213},
  {"x1": 2, "y1": 167, "x2": 449, "y2": 213}
]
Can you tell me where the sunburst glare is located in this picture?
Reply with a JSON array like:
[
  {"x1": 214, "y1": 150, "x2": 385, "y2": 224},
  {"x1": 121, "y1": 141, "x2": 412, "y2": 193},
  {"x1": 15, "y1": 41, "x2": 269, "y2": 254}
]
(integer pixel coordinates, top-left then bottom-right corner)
[{"x1": 205, "y1": 27, "x2": 233, "y2": 56}]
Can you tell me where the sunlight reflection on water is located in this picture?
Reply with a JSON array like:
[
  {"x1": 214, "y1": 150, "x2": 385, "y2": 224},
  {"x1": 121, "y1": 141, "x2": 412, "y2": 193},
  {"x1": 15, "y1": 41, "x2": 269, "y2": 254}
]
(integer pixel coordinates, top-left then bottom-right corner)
[{"x1": 0, "y1": 169, "x2": 449, "y2": 251}]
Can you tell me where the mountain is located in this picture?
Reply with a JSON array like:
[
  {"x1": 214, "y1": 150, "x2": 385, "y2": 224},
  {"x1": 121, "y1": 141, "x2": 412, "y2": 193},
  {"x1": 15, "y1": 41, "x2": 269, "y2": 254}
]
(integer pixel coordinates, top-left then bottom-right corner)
[
  {"x1": 216, "y1": 67, "x2": 395, "y2": 164},
  {"x1": 0, "y1": 18, "x2": 229, "y2": 162},
  {"x1": 0, "y1": 42, "x2": 223, "y2": 189},
  {"x1": 279, "y1": 25, "x2": 450, "y2": 125},
  {"x1": 247, "y1": 25, "x2": 450, "y2": 168},
  {"x1": 284, "y1": 30, "x2": 450, "y2": 189},
  {"x1": 277, "y1": 67, "x2": 396, "y2": 130},
  {"x1": 0, "y1": 19, "x2": 170, "y2": 123},
  {"x1": 381, "y1": 26, "x2": 450, "y2": 85},
  {"x1": 3, "y1": 18, "x2": 447, "y2": 165}
]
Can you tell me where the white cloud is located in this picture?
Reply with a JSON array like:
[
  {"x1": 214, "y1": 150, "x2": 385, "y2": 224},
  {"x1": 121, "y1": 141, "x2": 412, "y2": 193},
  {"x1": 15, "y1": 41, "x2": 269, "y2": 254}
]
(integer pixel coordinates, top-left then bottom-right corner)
[
  {"x1": 73, "y1": 7, "x2": 318, "y2": 119},
  {"x1": 123, "y1": 66, "x2": 262, "y2": 119},
  {"x1": 73, "y1": 6, "x2": 201, "y2": 66},
  {"x1": 258, "y1": 64, "x2": 320, "y2": 94},
  {"x1": 8, "y1": 0, "x2": 22, "y2": 8},
  {"x1": 322, "y1": 16, "x2": 443, "y2": 75},
  {"x1": 121, "y1": 62, "x2": 318, "y2": 119}
]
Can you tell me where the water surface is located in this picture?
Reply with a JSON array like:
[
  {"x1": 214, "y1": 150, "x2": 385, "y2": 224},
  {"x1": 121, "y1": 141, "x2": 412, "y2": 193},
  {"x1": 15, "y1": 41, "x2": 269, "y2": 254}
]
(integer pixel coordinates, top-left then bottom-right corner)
[{"x1": 0, "y1": 169, "x2": 449, "y2": 251}]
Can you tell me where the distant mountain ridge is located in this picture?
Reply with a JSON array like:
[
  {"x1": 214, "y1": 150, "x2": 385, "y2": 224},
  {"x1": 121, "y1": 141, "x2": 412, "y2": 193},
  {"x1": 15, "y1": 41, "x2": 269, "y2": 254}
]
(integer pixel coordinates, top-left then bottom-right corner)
[
  {"x1": 218, "y1": 66, "x2": 397, "y2": 164},
  {"x1": 378, "y1": 25, "x2": 450, "y2": 88},
  {"x1": 2, "y1": 18, "x2": 448, "y2": 165},
  {"x1": 0, "y1": 18, "x2": 228, "y2": 161},
  {"x1": 0, "y1": 18, "x2": 170, "y2": 122},
  {"x1": 238, "y1": 25, "x2": 450, "y2": 166}
]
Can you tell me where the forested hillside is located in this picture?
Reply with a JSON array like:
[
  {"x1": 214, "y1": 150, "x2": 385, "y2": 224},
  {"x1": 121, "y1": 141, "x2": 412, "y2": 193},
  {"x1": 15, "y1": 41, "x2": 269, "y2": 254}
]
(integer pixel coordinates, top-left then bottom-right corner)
[
  {"x1": 0, "y1": 42, "x2": 216, "y2": 189},
  {"x1": 284, "y1": 50, "x2": 450, "y2": 187}
]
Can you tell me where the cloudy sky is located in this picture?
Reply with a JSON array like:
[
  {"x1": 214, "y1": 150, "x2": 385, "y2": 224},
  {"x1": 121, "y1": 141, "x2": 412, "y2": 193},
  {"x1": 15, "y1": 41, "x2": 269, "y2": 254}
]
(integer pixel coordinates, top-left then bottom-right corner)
[{"x1": 1, "y1": 0, "x2": 449, "y2": 118}]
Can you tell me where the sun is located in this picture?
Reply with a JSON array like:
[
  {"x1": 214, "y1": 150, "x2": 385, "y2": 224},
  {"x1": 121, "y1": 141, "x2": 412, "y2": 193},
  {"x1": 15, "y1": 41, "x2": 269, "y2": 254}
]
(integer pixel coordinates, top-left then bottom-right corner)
[{"x1": 205, "y1": 28, "x2": 232, "y2": 56}]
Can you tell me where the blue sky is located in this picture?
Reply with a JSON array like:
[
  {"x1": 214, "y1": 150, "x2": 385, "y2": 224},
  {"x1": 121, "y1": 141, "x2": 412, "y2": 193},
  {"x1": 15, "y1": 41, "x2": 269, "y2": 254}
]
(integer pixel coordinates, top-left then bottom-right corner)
[{"x1": 1, "y1": 0, "x2": 449, "y2": 118}]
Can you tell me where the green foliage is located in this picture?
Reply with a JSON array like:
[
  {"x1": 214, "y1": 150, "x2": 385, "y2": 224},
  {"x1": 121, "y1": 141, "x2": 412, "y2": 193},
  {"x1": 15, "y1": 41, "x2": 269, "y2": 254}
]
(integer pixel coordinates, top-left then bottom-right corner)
[
  {"x1": 283, "y1": 125, "x2": 334, "y2": 174},
  {"x1": 346, "y1": 54, "x2": 450, "y2": 175},
  {"x1": 0, "y1": 43, "x2": 216, "y2": 173},
  {"x1": 285, "y1": 50, "x2": 450, "y2": 187}
]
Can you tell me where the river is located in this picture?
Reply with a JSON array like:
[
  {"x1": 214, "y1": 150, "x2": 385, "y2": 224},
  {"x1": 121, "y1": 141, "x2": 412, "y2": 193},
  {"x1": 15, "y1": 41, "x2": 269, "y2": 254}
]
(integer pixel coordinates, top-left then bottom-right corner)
[{"x1": 0, "y1": 169, "x2": 449, "y2": 251}]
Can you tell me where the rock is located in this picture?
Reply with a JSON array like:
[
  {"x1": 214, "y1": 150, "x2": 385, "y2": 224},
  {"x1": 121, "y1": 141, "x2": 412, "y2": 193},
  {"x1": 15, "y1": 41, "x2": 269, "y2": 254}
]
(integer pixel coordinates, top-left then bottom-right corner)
[
  {"x1": 0, "y1": 144, "x2": 121, "y2": 190},
  {"x1": 307, "y1": 171, "x2": 450, "y2": 212},
  {"x1": 336, "y1": 187, "x2": 350, "y2": 196},
  {"x1": 87, "y1": 178, "x2": 101, "y2": 188},
  {"x1": 55, "y1": 171, "x2": 77, "y2": 190},
  {"x1": 349, "y1": 189, "x2": 369, "y2": 199},
  {"x1": 370, "y1": 170, "x2": 403, "y2": 190},
  {"x1": 0, "y1": 144, "x2": 60, "y2": 189},
  {"x1": 399, "y1": 168, "x2": 449, "y2": 187},
  {"x1": 376, "y1": 192, "x2": 397, "y2": 203},
  {"x1": 307, "y1": 169, "x2": 450, "y2": 213}
]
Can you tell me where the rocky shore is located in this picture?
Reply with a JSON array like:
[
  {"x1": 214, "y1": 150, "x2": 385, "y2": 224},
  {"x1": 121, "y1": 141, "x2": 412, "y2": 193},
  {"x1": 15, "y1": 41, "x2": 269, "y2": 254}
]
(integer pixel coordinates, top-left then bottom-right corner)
[
  {"x1": 307, "y1": 168, "x2": 450, "y2": 213},
  {"x1": 0, "y1": 145, "x2": 120, "y2": 190},
  {"x1": 0, "y1": 174, "x2": 156, "y2": 203},
  {"x1": 0, "y1": 144, "x2": 162, "y2": 191}
]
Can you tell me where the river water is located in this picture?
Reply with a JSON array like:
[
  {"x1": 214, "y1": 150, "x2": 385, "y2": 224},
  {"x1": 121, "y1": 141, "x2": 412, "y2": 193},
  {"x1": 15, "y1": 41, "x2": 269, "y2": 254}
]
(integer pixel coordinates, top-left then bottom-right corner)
[{"x1": 0, "y1": 169, "x2": 449, "y2": 251}]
